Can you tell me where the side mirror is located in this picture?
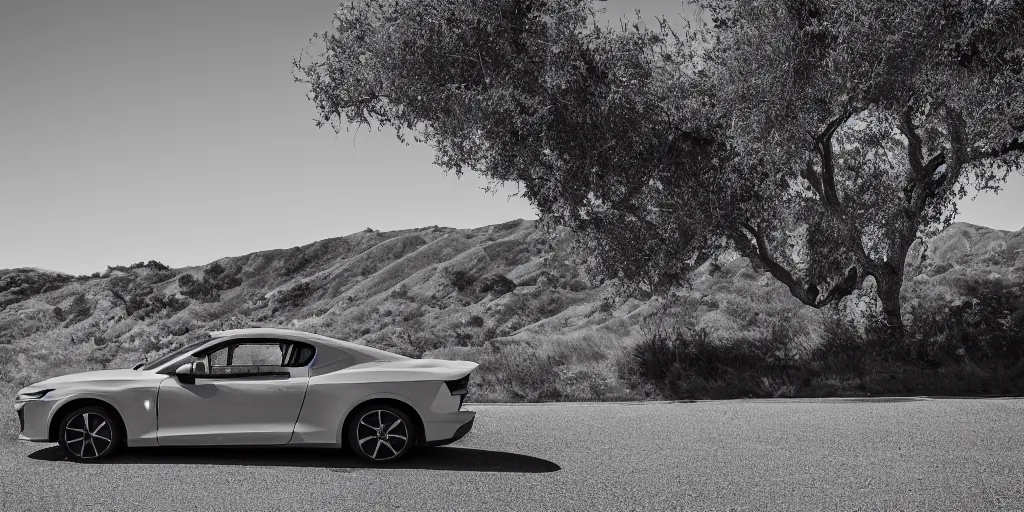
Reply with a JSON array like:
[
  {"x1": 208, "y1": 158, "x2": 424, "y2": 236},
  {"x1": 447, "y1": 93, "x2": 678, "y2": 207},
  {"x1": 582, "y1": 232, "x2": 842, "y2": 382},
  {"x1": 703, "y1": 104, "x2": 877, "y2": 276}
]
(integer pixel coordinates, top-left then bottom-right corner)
[{"x1": 175, "y1": 362, "x2": 195, "y2": 384}]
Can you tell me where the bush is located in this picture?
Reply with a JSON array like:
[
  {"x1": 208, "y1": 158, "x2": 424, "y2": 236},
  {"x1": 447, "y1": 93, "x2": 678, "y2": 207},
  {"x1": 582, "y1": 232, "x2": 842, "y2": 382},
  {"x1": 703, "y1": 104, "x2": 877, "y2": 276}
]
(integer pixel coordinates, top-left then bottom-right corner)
[
  {"x1": 618, "y1": 323, "x2": 812, "y2": 400},
  {"x1": 815, "y1": 311, "x2": 868, "y2": 376},
  {"x1": 389, "y1": 284, "x2": 410, "y2": 300},
  {"x1": 448, "y1": 269, "x2": 477, "y2": 293},
  {"x1": 274, "y1": 282, "x2": 312, "y2": 311},
  {"x1": 556, "y1": 365, "x2": 614, "y2": 401},
  {"x1": 563, "y1": 278, "x2": 588, "y2": 292},
  {"x1": 477, "y1": 344, "x2": 561, "y2": 402},
  {"x1": 64, "y1": 294, "x2": 93, "y2": 325},
  {"x1": 178, "y1": 263, "x2": 243, "y2": 303},
  {"x1": 476, "y1": 273, "x2": 516, "y2": 296},
  {"x1": 152, "y1": 294, "x2": 190, "y2": 314},
  {"x1": 904, "y1": 277, "x2": 1024, "y2": 364},
  {"x1": 0, "y1": 270, "x2": 73, "y2": 308}
]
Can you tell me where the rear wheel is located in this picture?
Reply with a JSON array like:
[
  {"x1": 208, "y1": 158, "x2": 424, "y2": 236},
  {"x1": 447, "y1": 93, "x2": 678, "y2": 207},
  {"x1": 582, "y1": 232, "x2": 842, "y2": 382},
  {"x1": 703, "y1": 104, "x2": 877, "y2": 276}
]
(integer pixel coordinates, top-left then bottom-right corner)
[
  {"x1": 57, "y1": 406, "x2": 122, "y2": 462},
  {"x1": 348, "y1": 405, "x2": 415, "y2": 463}
]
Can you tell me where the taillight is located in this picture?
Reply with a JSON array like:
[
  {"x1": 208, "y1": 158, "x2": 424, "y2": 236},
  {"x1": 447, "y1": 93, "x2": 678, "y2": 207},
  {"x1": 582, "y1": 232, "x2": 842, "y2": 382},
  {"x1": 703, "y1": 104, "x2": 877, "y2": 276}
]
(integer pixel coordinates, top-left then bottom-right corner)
[{"x1": 445, "y1": 374, "x2": 470, "y2": 408}]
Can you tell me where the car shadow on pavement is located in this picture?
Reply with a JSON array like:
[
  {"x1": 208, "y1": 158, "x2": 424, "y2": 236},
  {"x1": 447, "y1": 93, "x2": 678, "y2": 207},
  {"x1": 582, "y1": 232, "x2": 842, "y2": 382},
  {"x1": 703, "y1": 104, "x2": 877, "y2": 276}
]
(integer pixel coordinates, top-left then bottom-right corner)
[{"x1": 27, "y1": 445, "x2": 560, "y2": 473}]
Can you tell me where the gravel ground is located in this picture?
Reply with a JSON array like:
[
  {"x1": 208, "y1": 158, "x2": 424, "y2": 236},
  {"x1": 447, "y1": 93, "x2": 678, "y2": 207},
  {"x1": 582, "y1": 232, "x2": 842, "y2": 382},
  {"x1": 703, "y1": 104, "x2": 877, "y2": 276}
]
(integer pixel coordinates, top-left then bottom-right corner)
[{"x1": 2, "y1": 398, "x2": 1023, "y2": 511}]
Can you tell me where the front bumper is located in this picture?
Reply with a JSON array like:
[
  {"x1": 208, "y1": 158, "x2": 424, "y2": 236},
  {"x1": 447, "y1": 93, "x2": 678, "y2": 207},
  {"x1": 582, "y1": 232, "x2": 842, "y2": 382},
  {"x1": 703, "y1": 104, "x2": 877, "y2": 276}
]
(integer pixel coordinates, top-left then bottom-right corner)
[{"x1": 14, "y1": 399, "x2": 57, "y2": 442}]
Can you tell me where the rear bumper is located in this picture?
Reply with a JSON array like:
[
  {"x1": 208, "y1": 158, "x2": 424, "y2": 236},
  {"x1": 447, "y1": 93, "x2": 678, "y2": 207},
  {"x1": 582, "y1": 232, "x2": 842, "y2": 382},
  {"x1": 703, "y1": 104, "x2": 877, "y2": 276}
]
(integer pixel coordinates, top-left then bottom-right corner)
[{"x1": 421, "y1": 417, "x2": 474, "y2": 447}]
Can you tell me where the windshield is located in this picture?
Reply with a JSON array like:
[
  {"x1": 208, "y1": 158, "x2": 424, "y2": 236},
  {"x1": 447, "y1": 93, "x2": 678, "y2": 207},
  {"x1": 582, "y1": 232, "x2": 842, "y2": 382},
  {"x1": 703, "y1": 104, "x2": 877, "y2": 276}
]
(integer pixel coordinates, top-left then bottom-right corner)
[{"x1": 140, "y1": 338, "x2": 213, "y2": 371}]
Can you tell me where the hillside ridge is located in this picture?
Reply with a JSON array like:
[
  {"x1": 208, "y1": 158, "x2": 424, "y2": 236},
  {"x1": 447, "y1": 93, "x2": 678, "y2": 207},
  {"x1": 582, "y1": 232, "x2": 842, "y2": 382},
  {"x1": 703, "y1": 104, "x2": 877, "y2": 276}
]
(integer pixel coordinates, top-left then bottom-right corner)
[{"x1": 1, "y1": 219, "x2": 1021, "y2": 401}]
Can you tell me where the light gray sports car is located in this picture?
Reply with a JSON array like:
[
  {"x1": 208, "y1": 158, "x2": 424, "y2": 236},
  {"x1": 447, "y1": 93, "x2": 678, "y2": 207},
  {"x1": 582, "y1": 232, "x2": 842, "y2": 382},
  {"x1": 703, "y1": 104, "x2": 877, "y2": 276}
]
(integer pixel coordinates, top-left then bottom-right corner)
[{"x1": 14, "y1": 328, "x2": 476, "y2": 463}]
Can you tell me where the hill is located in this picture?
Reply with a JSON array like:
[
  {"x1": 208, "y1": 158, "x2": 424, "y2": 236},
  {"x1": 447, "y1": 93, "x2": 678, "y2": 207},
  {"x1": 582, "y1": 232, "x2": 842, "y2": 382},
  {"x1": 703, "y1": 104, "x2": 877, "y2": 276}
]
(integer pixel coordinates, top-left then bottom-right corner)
[{"x1": 1, "y1": 220, "x2": 1022, "y2": 403}]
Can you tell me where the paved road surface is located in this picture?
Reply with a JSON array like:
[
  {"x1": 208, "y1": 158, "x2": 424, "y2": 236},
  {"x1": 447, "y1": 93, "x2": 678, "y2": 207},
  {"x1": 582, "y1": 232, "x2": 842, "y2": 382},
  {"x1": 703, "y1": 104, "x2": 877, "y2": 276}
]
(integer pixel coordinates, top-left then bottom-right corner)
[{"x1": 2, "y1": 398, "x2": 1023, "y2": 511}]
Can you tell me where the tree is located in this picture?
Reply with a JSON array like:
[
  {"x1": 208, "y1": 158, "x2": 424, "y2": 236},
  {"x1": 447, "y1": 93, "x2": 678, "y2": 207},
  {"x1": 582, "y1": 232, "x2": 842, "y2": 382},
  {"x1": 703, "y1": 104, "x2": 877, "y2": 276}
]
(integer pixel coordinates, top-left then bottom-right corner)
[
  {"x1": 702, "y1": 0, "x2": 1024, "y2": 335},
  {"x1": 295, "y1": 0, "x2": 1024, "y2": 337}
]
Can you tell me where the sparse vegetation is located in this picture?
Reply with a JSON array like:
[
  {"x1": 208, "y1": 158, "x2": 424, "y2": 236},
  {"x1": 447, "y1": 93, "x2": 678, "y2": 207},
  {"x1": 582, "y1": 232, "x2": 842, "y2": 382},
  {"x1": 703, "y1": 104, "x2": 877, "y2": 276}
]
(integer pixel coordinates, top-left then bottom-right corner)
[{"x1": 617, "y1": 286, "x2": 1024, "y2": 400}]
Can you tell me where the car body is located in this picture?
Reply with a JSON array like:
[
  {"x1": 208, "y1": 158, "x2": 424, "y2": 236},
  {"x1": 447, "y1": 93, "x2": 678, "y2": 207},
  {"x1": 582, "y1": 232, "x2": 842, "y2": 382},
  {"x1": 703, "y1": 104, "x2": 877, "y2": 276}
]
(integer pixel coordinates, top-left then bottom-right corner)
[{"x1": 14, "y1": 328, "x2": 476, "y2": 463}]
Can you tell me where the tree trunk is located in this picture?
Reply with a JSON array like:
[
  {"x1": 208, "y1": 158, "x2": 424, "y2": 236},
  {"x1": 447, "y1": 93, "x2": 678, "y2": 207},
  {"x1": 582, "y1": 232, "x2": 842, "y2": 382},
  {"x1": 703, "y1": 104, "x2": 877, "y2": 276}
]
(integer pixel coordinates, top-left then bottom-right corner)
[{"x1": 874, "y1": 270, "x2": 905, "y2": 341}]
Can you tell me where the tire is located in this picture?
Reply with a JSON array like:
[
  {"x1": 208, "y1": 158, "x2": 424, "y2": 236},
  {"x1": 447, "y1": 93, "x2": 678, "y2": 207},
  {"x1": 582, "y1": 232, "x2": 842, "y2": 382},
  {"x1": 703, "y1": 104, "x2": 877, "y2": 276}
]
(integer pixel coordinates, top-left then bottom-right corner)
[
  {"x1": 348, "y1": 404, "x2": 416, "y2": 463},
  {"x1": 57, "y1": 405, "x2": 123, "y2": 462}
]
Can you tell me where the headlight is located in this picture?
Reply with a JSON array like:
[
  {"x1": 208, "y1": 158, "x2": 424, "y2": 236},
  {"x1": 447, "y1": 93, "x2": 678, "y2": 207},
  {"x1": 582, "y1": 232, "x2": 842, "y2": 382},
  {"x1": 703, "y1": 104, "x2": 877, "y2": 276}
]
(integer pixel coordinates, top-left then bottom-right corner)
[{"x1": 16, "y1": 388, "x2": 54, "y2": 401}]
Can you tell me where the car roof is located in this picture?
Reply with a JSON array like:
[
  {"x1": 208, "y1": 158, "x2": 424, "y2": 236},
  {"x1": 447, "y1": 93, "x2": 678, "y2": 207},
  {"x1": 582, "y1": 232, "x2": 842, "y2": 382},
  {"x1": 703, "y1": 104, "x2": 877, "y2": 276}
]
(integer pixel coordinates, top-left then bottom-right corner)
[{"x1": 207, "y1": 327, "x2": 407, "y2": 362}]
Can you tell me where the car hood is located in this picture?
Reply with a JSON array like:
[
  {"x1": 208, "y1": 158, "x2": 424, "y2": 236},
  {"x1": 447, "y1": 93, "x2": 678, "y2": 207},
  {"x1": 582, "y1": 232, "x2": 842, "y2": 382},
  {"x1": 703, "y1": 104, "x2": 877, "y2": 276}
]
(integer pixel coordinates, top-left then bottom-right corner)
[{"x1": 31, "y1": 369, "x2": 145, "y2": 388}]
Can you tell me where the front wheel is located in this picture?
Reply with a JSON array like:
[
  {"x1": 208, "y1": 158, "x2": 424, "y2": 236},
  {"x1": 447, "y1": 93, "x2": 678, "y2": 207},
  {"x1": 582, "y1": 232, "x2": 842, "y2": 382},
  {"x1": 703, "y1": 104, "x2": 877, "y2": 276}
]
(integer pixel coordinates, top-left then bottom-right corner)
[
  {"x1": 348, "y1": 405, "x2": 415, "y2": 463},
  {"x1": 57, "y1": 406, "x2": 122, "y2": 462}
]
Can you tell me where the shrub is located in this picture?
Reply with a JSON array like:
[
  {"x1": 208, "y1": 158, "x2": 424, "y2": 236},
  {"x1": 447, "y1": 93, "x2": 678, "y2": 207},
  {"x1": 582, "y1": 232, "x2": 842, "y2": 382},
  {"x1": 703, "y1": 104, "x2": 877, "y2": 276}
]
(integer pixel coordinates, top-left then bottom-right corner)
[
  {"x1": 564, "y1": 278, "x2": 588, "y2": 292},
  {"x1": 107, "y1": 275, "x2": 156, "y2": 317},
  {"x1": 274, "y1": 282, "x2": 312, "y2": 311},
  {"x1": 0, "y1": 270, "x2": 73, "y2": 308},
  {"x1": 178, "y1": 263, "x2": 243, "y2": 303},
  {"x1": 178, "y1": 274, "x2": 218, "y2": 302},
  {"x1": 815, "y1": 311, "x2": 868, "y2": 377},
  {"x1": 448, "y1": 269, "x2": 477, "y2": 293},
  {"x1": 114, "y1": 260, "x2": 171, "y2": 272},
  {"x1": 482, "y1": 326, "x2": 498, "y2": 341},
  {"x1": 389, "y1": 284, "x2": 410, "y2": 300},
  {"x1": 401, "y1": 304, "x2": 426, "y2": 321},
  {"x1": 151, "y1": 294, "x2": 190, "y2": 314},
  {"x1": 495, "y1": 219, "x2": 523, "y2": 231},
  {"x1": 556, "y1": 365, "x2": 613, "y2": 401},
  {"x1": 478, "y1": 344, "x2": 561, "y2": 402},
  {"x1": 895, "y1": 277, "x2": 1024, "y2": 366},
  {"x1": 476, "y1": 273, "x2": 516, "y2": 296},
  {"x1": 64, "y1": 294, "x2": 93, "y2": 325},
  {"x1": 466, "y1": 315, "x2": 485, "y2": 328},
  {"x1": 618, "y1": 324, "x2": 811, "y2": 400}
]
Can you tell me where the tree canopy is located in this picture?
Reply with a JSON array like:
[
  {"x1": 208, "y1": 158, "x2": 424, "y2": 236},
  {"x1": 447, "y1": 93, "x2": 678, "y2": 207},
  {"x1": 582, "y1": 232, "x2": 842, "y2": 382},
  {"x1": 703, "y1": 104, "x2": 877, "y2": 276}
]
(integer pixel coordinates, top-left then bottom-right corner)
[{"x1": 295, "y1": 0, "x2": 1024, "y2": 334}]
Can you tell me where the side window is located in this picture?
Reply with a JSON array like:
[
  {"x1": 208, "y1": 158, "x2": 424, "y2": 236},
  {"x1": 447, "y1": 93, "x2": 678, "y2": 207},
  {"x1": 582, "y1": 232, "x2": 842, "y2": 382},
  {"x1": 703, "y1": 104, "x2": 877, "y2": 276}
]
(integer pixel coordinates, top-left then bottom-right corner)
[
  {"x1": 210, "y1": 347, "x2": 229, "y2": 367},
  {"x1": 193, "y1": 339, "x2": 312, "y2": 376},
  {"x1": 231, "y1": 344, "x2": 283, "y2": 366}
]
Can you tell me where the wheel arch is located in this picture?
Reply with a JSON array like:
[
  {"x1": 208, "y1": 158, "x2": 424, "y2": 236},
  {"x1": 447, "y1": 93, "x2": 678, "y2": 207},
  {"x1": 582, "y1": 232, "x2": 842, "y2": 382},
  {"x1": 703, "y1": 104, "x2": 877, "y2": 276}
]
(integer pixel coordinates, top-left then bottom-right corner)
[
  {"x1": 48, "y1": 397, "x2": 128, "y2": 443},
  {"x1": 340, "y1": 397, "x2": 426, "y2": 449}
]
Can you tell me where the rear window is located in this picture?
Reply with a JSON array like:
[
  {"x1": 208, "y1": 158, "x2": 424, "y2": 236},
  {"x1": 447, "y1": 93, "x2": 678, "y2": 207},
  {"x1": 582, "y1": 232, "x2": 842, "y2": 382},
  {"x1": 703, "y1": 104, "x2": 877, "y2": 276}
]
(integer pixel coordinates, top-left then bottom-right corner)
[{"x1": 284, "y1": 342, "x2": 316, "y2": 367}]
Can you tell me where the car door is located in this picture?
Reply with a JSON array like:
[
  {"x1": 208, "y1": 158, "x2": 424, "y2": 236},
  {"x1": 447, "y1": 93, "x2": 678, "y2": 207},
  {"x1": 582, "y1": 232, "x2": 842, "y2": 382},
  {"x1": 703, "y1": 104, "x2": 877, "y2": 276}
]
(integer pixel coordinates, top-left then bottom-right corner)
[{"x1": 156, "y1": 340, "x2": 312, "y2": 446}]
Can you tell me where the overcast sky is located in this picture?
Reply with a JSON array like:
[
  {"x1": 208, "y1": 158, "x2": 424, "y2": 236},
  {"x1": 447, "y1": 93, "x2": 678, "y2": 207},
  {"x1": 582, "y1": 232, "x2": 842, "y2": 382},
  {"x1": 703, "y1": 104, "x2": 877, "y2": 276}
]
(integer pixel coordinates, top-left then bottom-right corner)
[{"x1": 2, "y1": 0, "x2": 1021, "y2": 275}]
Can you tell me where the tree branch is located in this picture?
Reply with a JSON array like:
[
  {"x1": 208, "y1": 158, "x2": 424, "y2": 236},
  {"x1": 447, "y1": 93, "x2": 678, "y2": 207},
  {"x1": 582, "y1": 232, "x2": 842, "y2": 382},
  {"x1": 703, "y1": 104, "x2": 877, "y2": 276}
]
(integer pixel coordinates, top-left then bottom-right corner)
[
  {"x1": 898, "y1": 106, "x2": 926, "y2": 177},
  {"x1": 968, "y1": 137, "x2": 1024, "y2": 163},
  {"x1": 809, "y1": 111, "x2": 851, "y2": 208},
  {"x1": 800, "y1": 158, "x2": 825, "y2": 199},
  {"x1": 736, "y1": 221, "x2": 819, "y2": 306},
  {"x1": 733, "y1": 220, "x2": 867, "y2": 308}
]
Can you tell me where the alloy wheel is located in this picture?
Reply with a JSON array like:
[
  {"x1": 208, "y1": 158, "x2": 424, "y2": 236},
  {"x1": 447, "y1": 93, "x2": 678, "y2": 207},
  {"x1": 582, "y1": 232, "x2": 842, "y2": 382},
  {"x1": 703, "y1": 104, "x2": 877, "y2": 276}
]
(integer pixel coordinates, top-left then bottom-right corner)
[
  {"x1": 63, "y1": 411, "x2": 114, "y2": 460},
  {"x1": 354, "y1": 409, "x2": 410, "y2": 462}
]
